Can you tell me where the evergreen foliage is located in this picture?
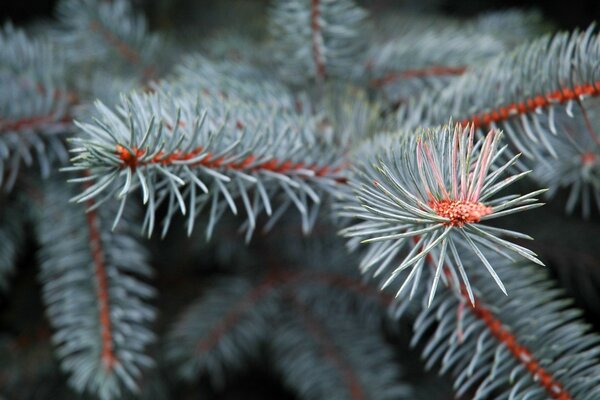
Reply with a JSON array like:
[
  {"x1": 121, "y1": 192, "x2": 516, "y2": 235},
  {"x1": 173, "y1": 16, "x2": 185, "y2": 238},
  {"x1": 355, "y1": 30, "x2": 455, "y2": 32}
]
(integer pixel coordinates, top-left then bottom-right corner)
[
  {"x1": 0, "y1": 24, "x2": 71, "y2": 189},
  {"x1": 1, "y1": 0, "x2": 600, "y2": 399},
  {"x1": 341, "y1": 123, "x2": 545, "y2": 305},
  {"x1": 35, "y1": 178, "x2": 155, "y2": 400},
  {"x1": 268, "y1": 0, "x2": 368, "y2": 85},
  {"x1": 54, "y1": 0, "x2": 164, "y2": 77},
  {"x1": 409, "y1": 259, "x2": 600, "y2": 399},
  {"x1": 166, "y1": 236, "x2": 414, "y2": 400}
]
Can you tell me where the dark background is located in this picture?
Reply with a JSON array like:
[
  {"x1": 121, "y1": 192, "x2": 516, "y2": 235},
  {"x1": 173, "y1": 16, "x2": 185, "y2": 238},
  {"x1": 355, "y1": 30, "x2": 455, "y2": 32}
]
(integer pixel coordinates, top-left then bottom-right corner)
[{"x1": 2, "y1": 0, "x2": 600, "y2": 29}]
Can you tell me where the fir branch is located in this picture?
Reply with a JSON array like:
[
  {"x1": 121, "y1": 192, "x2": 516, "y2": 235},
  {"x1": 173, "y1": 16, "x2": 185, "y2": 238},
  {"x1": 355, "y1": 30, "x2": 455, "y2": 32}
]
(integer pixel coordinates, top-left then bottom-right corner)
[{"x1": 35, "y1": 178, "x2": 155, "y2": 400}]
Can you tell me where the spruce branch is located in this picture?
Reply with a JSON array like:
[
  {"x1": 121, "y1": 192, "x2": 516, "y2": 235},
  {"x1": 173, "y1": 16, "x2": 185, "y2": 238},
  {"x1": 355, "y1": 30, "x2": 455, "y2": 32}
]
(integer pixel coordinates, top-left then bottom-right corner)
[
  {"x1": 165, "y1": 276, "x2": 279, "y2": 387},
  {"x1": 199, "y1": 29, "x2": 269, "y2": 67},
  {"x1": 35, "y1": 178, "x2": 156, "y2": 400},
  {"x1": 164, "y1": 268, "x2": 391, "y2": 385},
  {"x1": 391, "y1": 24, "x2": 600, "y2": 217},
  {"x1": 268, "y1": 0, "x2": 368, "y2": 85},
  {"x1": 0, "y1": 328, "x2": 169, "y2": 400},
  {"x1": 371, "y1": 8, "x2": 546, "y2": 47},
  {"x1": 531, "y1": 98, "x2": 600, "y2": 217},
  {"x1": 493, "y1": 208, "x2": 600, "y2": 319},
  {"x1": 321, "y1": 85, "x2": 381, "y2": 146},
  {"x1": 2, "y1": 2, "x2": 600, "y2": 399},
  {"x1": 366, "y1": 8, "x2": 547, "y2": 104},
  {"x1": 396, "y1": 25, "x2": 600, "y2": 162},
  {"x1": 340, "y1": 122, "x2": 545, "y2": 305},
  {"x1": 165, "y1": 258, "x2": 412, "y2": 399},
  {"x1": 54, "y1": 0, "x2": 163, "y2": 79},
  {"x1": 68, "y1": 88, "x2": 347, "y2": 238},
  {"x1": 272, "y1": 293, "x2": 412, "y2": 400},
  {"x1": 407, "y1": 258, "x2": 600, "y2": 400},
  {"x1": 161, "y1": 54, "x2": 298, "y2": 111},
  {"x1": 472, "y1": 8, "x2": 548, "y2": 47},
  {"x1": 366, "y1": 24, "x2": 505, "y2": 104},
  {"x1": 0, "y1": 23, "x2": 72, "y2": 189}
]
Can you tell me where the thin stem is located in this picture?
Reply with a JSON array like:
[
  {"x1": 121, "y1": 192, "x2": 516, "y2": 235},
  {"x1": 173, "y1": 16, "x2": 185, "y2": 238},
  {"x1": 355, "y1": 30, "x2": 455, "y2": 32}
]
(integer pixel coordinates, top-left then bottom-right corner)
[
  {"x1": 460, "y1": 81, "x2": 600, "y2": 129},
  {"x1": 85, "y1": 198, "x2": 116, "y2": 370},
  {"x1": 115, "y1": 145, "x2": 347, "y2": 183}
]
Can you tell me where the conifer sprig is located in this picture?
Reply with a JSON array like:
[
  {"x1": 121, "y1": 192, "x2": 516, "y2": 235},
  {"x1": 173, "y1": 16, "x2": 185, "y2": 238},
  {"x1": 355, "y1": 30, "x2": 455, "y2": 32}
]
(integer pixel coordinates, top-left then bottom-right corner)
[
  {"x1": 273, "y1": 296, "x2": 412, "y2": 400},
  {"x1": 68, "y1": 89, "x2": 346, "y2": 238},
  {"x1": 0, "y1": 24, "x2": 72, "y2": 189},
  {"x1": 166, "y1": 265, "x2": 412, "y2": 400},
  {"x1": 396, "y1": 25, "x2": 600, "y2": 161},
  {"x1": 268, "y1": 0, "x2": 368, "y2": 85},
  {"x1": 166, "y1": 276, "x2": 278, "y2": 386},
  {"x1": 35, "y1": 179, "x2": 155, "y2": 400},
  {"x1": 341, "y1": 122, "x2": 545, "y2": 305},
  {"x1": 408, "y1": 259, "x2": 600, "y2": 400},
  {"x1": 532, "y1": 99, "x2": 600, "y2": 217},
  {"x1": 366, "y1": 24, "x2": 505, "y2": 103},
  {"x1": 54, "y1": 0, "x2": 162, "y2": 78},
  {"x1": 165, "y1": 54, "x2": 296, "y2": 111}
]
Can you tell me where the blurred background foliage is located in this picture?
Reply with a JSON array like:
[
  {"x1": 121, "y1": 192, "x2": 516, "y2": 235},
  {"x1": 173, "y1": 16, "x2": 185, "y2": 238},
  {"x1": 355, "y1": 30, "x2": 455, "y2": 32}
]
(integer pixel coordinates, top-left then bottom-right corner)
[{"x1": 1, "y1": 1, "x2": 600, "y2": 399}]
